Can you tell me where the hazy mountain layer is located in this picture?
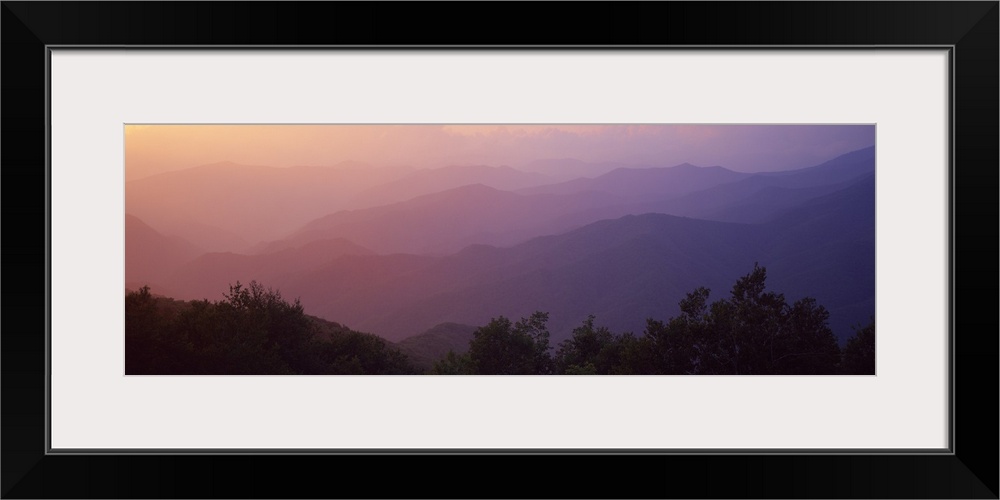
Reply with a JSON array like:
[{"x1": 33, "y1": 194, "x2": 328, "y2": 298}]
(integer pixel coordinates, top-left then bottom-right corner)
[
  {"x1": 127, "y1": 161, "x2": 551, "y2": 250},
  {"x1": 125, "y1": 161, "x2": 409, "y2": 249},
  {"x1": 140, "y1": 147, "x2": 876, "y2": 346},
  {"x1": 255, "y1": 147, "x2": 874, "y2": 258},
  {"x1": 345, "y1": 164, "x2": 553, "y2": 209},
  {"x1": 125, "y1": 214, "x2": 203, "y2": 287},
  {"x1": 167, "y1": 237, "x2": 374, "y2": 302},
  {"x1": 518, "y1": 162, "x2": 752, "y2": 200},
  {"x1": 160, "y1": 173, "x2": 872, "y2": 345},
  {"x1": 253, "y1": 185, "x2": 628, "y2": 255},
  {"x1": 393, "y1": 323, "x2": 477, "y2": 370}
]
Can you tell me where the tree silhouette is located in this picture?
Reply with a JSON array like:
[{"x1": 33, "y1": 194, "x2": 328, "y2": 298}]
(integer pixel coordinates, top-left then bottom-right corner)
[
  {"x1": 430, "y1": 350, "x2": 476, "y2": 375},
  {"x1": 125, "y1": 281, "x2": 415, "y2": 375},
  {"x1": 637, "y1": 264, "x2": 841, "y2": 375},
  {"x1": 841, "y1": 318, "x2": 875, "y2": 374},
  {"x1": 127, "y1": 267, "x2": 856, "y2": 376},
  {"x1": 555, "y1": 315, "x2": 623, "y2": 374},
  {"x1": 467, "y1": 312, "x2": 554, "y2": 374}
]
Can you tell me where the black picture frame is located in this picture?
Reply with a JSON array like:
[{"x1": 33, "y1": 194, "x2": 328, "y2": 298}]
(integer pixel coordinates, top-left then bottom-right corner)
[{"x1": 2, "y1": 2, "x2": 996, "y2": 498}]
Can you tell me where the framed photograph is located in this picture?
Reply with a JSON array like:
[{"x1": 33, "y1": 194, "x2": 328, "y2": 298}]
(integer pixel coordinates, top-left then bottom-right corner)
[{"x1": 3, "y1": 2, "x2": 996, "y2": 498}]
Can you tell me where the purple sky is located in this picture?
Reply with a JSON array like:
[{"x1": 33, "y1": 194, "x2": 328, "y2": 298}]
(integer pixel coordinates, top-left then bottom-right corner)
[{"x1": 126, "y1": 124, "x2": 875, "y2": 181}]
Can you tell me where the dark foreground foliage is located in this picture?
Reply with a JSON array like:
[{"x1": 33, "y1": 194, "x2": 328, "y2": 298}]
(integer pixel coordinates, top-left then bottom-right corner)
[
  {"x1": 125, "y1": 281, "x2": 415, "y2": 374},
  {"x1": 126, "y1": 266, "x2": 874, "y2": 375},
  {"x1": 433, "y1": 264, "x2": 875, "y2": 375}
]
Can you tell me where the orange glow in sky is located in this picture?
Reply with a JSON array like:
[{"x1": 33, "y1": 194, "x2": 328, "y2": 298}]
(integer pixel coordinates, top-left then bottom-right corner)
[{"x1": 125, "y1": 124, "x2": 875, "y2": 182}]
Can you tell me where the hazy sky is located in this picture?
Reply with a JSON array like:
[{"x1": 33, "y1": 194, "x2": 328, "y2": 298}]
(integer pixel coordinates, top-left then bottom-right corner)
[{"x1": 125, "y1": 124, "x2": 875, "y2": 181}]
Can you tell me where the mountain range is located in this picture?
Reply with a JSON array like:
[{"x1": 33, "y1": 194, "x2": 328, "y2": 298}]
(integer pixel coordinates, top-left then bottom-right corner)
[{"x1": 126, "y1": 146, "x2": 876, "y2": 351}]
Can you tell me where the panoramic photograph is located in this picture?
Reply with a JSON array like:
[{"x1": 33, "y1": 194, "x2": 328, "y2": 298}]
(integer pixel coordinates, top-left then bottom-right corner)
[{"x1": 125, "y1": 124, "x2": 876, "y2": 375}]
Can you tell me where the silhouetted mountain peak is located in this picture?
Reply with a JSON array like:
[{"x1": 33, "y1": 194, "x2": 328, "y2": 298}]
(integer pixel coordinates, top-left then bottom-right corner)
[
  {"x1": 393, "y1": 183, "x2": 514, "y2": 208},
  {"x1": 671, "y1": 162, "x2": 700, "y2": 169}
]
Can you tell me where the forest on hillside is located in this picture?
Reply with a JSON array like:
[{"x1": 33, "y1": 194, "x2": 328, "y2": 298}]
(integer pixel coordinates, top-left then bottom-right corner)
[
  {"x1": 127, "y1": 145, "x2": 877, "y2": 348},
  {"x1": 125, "y1": 127, "x2": 877, "y2": 376},
  {"x1": 126, "y1": 265, "x2": 875, "y2": 375}
]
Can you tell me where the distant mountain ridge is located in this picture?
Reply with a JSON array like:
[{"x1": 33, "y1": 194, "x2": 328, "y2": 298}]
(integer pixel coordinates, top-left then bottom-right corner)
[
  {"x1": 345, "y1": 164, "x2": 553, "y2": 209},
  {"x1": 393, "y1": 323, "x2": 477, "y2": 370},
  {"x1": 140, "y1": 146, "x2": 876, "y2": 346},
  {"x1": 125, "y1": 214, "x2": 203, "y2": 286},
  {"x1": 518, "y1": 158, "x2": 642, "y2": 181},
  {"x1": 518, "y1": 162, "x2": 752, "y2": 201},
  {"x1": 170, "y1": 238, "x2": 374, "y2": 301},
  {"x1": 125, "y1": 160, "x2": 410, "y2": 248},
  {"x1": 162, "y1": 172, "x2": 873, "y2": 345},
  {"x1": 543, "y1": 146, "x2": 875, "y2": 223},
  {"x1": 255, "y1": 147, "x2": 875, "y2": 255},
  {"x1": 253, "y1": 184, "x2": 627, "y2": 255}
]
